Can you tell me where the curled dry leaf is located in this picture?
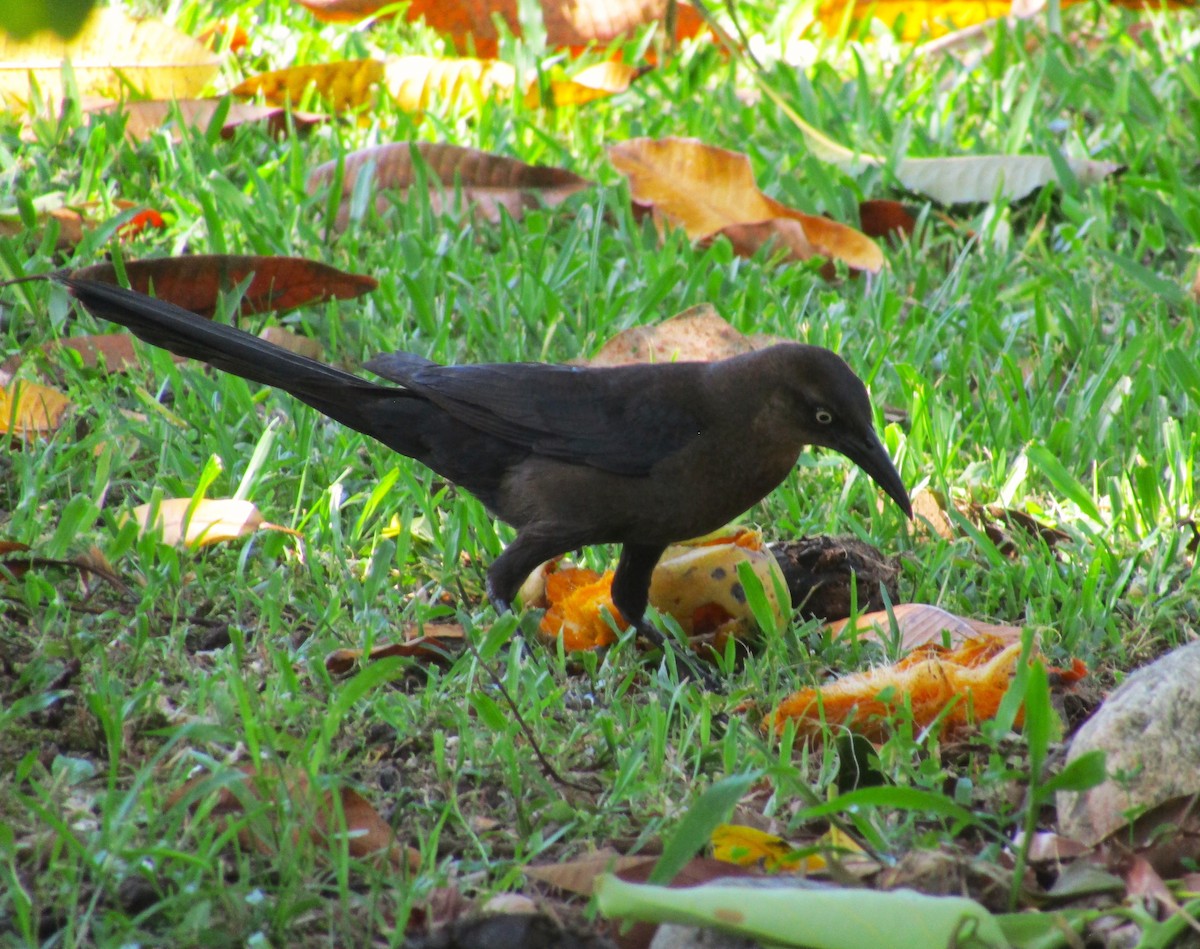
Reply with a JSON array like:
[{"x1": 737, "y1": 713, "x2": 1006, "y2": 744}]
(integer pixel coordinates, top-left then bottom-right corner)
[
  {"x1": 72, "y1": 255, "x2": 377, "y2": 318},
  {"x1": 325, "y1": 623, "x2": 466, "y2": 675},
  {"x1": 307, "y1": 142, "x2": 591, "y2": 232},
  {"x1": 170, "y1": 762, "x2": 419, "y2": 869},
  {"x1": 129, "y1": 497, "x2": 301, "y2": 548},
  {"x1": 586, "y1": 304, "x2": 781, "y2": 367},
  {"x1": 828, "y1": 602, "x2": 1022, "y2": 651},
  {"x1": 0, "y1": 379, "x2": 71, "y2": 440},
  {"x1": 769, "y1": 634, "x2": 1087, "y2": 740},
  {"x1": 85, "y1": 98, "x2": 326, "y2": 144},
  {"x1": 0, "y1": 7, "x2": 219, "y2": 109},
  {"x1": 609, "y1": 137, "x2": 882, "y2": 273}
]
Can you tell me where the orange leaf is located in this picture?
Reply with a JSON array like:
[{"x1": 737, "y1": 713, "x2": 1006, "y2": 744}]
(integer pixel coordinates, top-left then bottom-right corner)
[
  {"x1": 609, "y1": 137, "x2": 882, "y2": 273},
  {"x1": 71, "y1": 255, "x2": 377, "y2": 318}
]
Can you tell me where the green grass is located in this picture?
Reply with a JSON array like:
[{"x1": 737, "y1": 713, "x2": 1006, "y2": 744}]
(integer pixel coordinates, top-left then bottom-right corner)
[{"x1": 2, "y1": 0, "x2": 1200, "y2": 945}]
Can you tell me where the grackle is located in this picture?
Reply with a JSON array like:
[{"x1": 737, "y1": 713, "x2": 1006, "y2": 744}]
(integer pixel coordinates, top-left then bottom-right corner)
[{"x1": 54, "y1": 276, "x2": 912, "y2": 677}]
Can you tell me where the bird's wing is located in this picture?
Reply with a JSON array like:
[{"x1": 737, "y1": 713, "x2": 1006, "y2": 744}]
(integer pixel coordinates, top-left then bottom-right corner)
[{"x1": 365, "y1": 355, "x2": 702, "y2": 476}]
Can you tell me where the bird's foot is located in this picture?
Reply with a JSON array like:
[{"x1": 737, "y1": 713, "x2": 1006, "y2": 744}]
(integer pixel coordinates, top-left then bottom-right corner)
[{"x1": 634, "y1": 619, "x2": 724, "y2": 692}]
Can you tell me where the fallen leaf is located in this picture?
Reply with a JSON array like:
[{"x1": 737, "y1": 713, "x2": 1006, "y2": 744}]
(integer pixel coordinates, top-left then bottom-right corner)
[
  {"x1": 295, "y1": 0, "x2": 709, "y2": 58},
  {"x1": 325, "y1": 624, "x2": 466, "y2": 675},
  {"x1": 0, "y1": 379, "x2": 71, "y2": 440},
  {"x1": 85, "y1": 98, "x2": 325, "y2": 143},
  {"x1": 0, "y1": 7, "x2": 219, "y2": 109},
  {"x1": 170, "y1": 762, "x2": 419, "y2": 868},
  {"x1": 384, "y1": 55, "x2": 517, "y2": 114},
  {"x1": 233, "y1": 60, "x2": 386, "y2": 110},
  {"x1": 0, "y1": 200, "x2": 164, "y2": 252},
  {"x1": 543, "y1": 60, "x2": 644, "y2": 107},
  {"x1": 307, "y1": 142, "x2": 591, "y2": 231},
  {"x1": 0, "y1": 541, "x2": 127, "y2": 592},
  {"x1": 526, "y1": 850, "x2": 656, "y2": 897},
  {"x1": 585, "y1": 305, "x2": 780, "y2": 366},
  {"x1": 72, "y1": 255, "x2": 377, "y2": 318},
  {"x1": 258, "y1": 326, "x2": 324, "y2": 362},
  {"x1": 609, "y1": 137, "x2": 882, "y2": 273},
  {"x1": 129, "y1": 497, "x2": 301, "y2": 548},
  {"x1": 827, "y1": 603, "x2": 1023, "y2": 650}
]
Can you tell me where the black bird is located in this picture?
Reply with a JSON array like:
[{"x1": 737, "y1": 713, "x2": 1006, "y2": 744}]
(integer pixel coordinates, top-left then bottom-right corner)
[{"x1": 54, "y1": 275, "x2": 912, "y2": 674}]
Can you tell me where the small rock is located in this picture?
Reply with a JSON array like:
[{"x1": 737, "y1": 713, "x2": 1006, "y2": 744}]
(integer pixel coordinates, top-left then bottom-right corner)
[{"x1": 1056, "y1": 640, "x2": 1200, "y2": 846}]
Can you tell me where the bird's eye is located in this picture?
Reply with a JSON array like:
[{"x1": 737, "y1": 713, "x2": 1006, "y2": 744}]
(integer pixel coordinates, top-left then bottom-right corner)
[{"x1": 815, "y1": 408, "x2": 834, "y2": 425}]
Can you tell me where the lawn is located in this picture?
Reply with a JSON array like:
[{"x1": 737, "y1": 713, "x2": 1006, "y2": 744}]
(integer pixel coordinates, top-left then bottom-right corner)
[{"x1": 1, "y1": 0, "x2": 1199, "y2": 945}]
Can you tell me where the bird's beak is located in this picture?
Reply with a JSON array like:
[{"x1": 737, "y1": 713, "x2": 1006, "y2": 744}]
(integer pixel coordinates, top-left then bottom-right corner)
[{"x1": 844, "y1": 431, "x2": 913, "y2": 518}]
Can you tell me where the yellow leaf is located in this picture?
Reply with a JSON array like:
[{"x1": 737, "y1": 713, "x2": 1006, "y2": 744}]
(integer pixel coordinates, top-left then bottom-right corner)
[
  {"x1": 233, "y1": 60, "x2": 386, "y2": 111},
  {"x1": 711, "y1": 825, "x2": 807, "y2": 871},
  {"x1": 129, "y1": 497, "x2": 300, "y2": 548},
  {"x1": 0, "y1": 380, "x2": 71, "y2": 440},
  {"x1": 384, "y1": 56, "x2": 517, "y2": 114},
  {"x1": 0, "y1": 7, "x2": 219, "y2": 110}
]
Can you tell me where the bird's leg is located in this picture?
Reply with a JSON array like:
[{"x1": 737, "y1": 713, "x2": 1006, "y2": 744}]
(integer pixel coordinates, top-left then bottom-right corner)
[
  {"x1": 612, "y1": 543, "x2": 722, "y2": 690},
  {"x1": 486, "y1": 531, "x2": 569, "y2": 616}
]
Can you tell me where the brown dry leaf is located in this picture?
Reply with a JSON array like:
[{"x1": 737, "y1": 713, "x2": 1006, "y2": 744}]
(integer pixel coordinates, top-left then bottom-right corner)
[
  {"x1": 384, "y1": 56, "x2": 517, "y2": 114},
  {"x1": 0, "y1": 7, "x2": 219, "y2": 109},
  {"x1": 910, "y1": 488, "x2": 955, "y2": 540},
  {"x1": 129, "y1": 497, "x2": 301, "y2": 548},
  {"x1": 325, "y1": 624, "x2": 466, "y2": 675},
  {"x1": 233, "y1": 60, "x2": 386, "y2": 111},
  {"x1": 827, "y1": 602, "x2": 1023, "y2": 650},
  {"x1": 586, "y1": 305, "x2": 781, "y2": 367},
  {"x1": 295, "y1": 0, "x2": 708, "y2": 58},
  {"x1": 0, "y1": 541, "x2": 34, "y2": 581},
  {"x1": 72, "y1": 255, "x2": 377, "y2": 318},
  {"x1": 307, "y1": 142, "x2": 591, "y2": 232},
  {"x1": 258, "y1": 327, "x2": 324, "y2": 362},
  {"x1": 0, "y1": 541, "x2": 127, "y2": 592},
  {"x1": 525, "y1": 850, "x2": 655, "y2": 897},
  {"x1": 85, "y1": 98, "x2": 325, "y2": 143},
  {"x1": 0, "y1": 379, "x2": 72, "y2": 441},
  {"x1": 170, "y1": 763, "x2": 419, "y2": 868},
  {"x1": 609, "y1": 137, "x2": 883, "y2": 273},
  {"x1": 857, "y1": 199, "x2": 918, "y2": 241},
  {"x1": 769, "y1": 634, "x2": 1085, "y2": 740}
]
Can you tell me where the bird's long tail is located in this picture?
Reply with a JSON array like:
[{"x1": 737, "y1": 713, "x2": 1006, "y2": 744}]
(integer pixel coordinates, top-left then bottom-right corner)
[{"x1": 53, "y1": 274, "x2": 401, "y2": 435}]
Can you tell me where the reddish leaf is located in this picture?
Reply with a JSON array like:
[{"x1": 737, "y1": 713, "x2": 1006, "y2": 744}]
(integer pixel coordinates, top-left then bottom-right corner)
[{"x1": 71, "y1": 255, "x2": 377, "y2": 318}]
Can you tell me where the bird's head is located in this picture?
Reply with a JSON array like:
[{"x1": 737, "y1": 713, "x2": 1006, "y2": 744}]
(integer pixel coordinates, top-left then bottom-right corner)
[{"x1": 778, "y1": 345, "x2": 912, "y2": 518}]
